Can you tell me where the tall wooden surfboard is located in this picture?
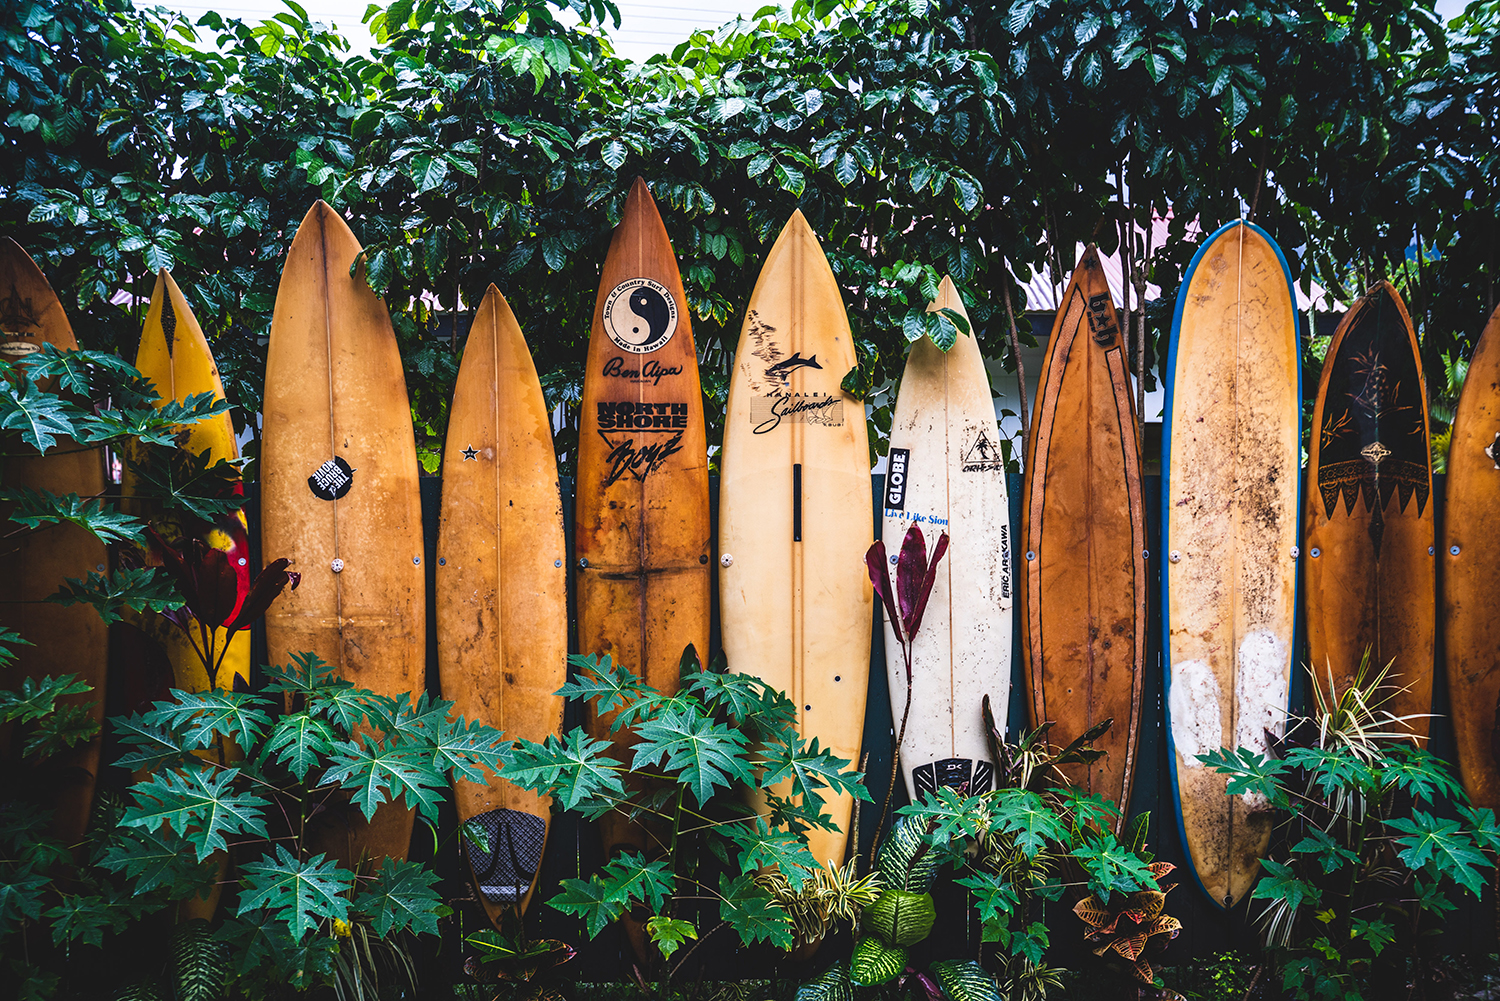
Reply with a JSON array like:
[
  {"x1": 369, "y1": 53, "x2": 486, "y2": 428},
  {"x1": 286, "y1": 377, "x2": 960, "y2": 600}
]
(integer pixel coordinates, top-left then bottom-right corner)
[
  {"x1": 437, "y1": 285, "x2": 566, "y2": 923},
  {"x1": 263, "y1": 201, "x2": 424, "y2": 867},
  {"x1": 130, "y1": 270, "x2": 253, "y2": 698},
  {"x1": 1163, "y1": 220, "x2": 1300, "y2": 909},
  {"x1": 882, "y1": 276, "x2": 1012, "y2": 802},
  {"x1": 1443, "y1": 303, "x2": 1500, "y2": 807},
  {"x1": 575, "y1": 178, "x2": 711, "y2": 865},
  {"x1": 719, "y1": 210, "x2": 873, "y2": 868},
  {"x1": 1305, "y1": 282, "x2": 1434, "y2": 737},
  {"x1": 1021, "y1": 247, "x2": 1146, "y2": 815},
  {"x1": 0, "y1": 238, "x2": 108, "y2": 845}
]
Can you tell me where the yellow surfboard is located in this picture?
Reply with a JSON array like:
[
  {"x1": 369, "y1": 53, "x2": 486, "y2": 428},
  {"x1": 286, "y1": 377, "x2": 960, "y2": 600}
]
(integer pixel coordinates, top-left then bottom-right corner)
[
  {"x1": 263, "y1": 201, "x2": 425, "y2": 867},
  {"x1": 437, "y1": 285, "x2": 566, "y2": 923},
  {"x1": 718, "y1": 211, "x2": 873, "y2": 869},
  {"x1": 128, "y1": 270, "x2": 252, "y2": 697}
]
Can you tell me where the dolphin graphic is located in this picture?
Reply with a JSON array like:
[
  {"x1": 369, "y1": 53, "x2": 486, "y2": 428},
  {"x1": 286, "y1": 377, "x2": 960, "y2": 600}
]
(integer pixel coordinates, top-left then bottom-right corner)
[{"x1": 765, "y1": 352, "x2": 822, "y2": 381}]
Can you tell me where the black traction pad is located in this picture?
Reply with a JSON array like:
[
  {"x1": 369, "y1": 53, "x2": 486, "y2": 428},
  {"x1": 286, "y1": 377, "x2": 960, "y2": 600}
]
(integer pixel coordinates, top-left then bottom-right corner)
[{"x1": 466, "y1": 808, "x2": 546, "y2": 904}]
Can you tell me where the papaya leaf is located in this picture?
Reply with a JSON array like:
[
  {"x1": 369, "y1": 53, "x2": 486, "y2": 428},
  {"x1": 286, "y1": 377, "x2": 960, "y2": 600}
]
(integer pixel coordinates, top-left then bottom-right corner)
[
  {"x1": 724, "y1": 817, "x2": 818, "y2": 890},
  {"x1": 143, "y1": 689, "x2": 273, "y2": 755},
  {"x1": 632, "y1": 703, "x2": 753, "y2": 805},
  {"x1": 501, "y1": 729, "x2": 625, "y2": 812},
  {"x1": 319, "y1": 738, "x2": 446, "y2": 822},
  {"x1": 261, "y1": 713, "x2": 336, "y2": 781},
  {"x1": 0, "y1": 377, "x2": 76, "y2": 452},
  {"x1": 0, "y1": 486, "x2": 145, "y2": 544},
  {"x1": 238, "y1": 846, "x2": 355, "y2": 941},
  {"x1": 718, "y1": 871, "x2": 793, "y2": 949},
  {"x1": 646, "y1": 916, "x2": 696, "y2": 960},
  {"x1": 122, "y1": 766, "x2": 270, "y2": 861},
  {"x1": 354, "y1": 857, "x2": 442, "y2": 936}
]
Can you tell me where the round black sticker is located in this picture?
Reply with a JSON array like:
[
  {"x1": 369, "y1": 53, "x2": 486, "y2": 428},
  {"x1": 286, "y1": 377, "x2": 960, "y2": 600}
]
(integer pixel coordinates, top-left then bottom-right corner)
[{"x1": 308, "y1": 456, "x2": 354, "y2": 500}]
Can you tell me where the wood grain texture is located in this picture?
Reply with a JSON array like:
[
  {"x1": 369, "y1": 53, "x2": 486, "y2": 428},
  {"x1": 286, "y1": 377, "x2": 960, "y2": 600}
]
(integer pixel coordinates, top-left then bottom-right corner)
[
  {"x1": 1443, "y1": 303, "x2": 1500, "y2": 807},
  {"x1": 129, "y1": 271, "x2": 252, "y2": 698},
  {"x1": 1164, "y1": 221, "x2": 1299, "y2": 909},
  {"x1": 1021, "y1": 248, "x2": 1145, "y2": 817},
  {"x1": 883, "y1": 276, "x2": 1012, "y2": 803},
  {"x1": 719, "y1": 210, "x2": 872, "y2": 869},
  {"x1": 262, "y1": 201, "x2": 424, "y2": 867},
  {"x1": 1305, "y1": 282, "x2": 1434, "y2": 738},
  {"x1": 0, "y1": 237, "x2": 108, "y2": 845},
  {"x1": 575, "y1": 178, "x2": 711, "y2": 868},
  {"x1": 437, "y1": 285, "x2": 566, "y2": 923}
]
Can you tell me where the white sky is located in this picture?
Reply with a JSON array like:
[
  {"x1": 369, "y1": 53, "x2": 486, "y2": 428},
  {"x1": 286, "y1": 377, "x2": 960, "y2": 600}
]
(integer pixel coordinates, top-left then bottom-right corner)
[{"x1": 139, "y1": 0, "x2": 774, "y2": 61}]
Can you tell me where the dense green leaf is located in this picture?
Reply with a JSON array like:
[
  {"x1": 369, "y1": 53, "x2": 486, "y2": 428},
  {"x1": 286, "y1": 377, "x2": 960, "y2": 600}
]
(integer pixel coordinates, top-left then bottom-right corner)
[
  {"x1": 501, "y1": 729, "x2": 625, "y2": 812},
  {"x1": 717, "y1": 871, "x2": 792, "y2": 949},
  {"x1": 48, "y1": 567, "x2": 183, "y2": 626},
  {"x1": 238, "y1": 846, "x2": 355, "y2": 940},
  {"x1": 631, "y1": 702, "x2": 753, "y2": 804},
  {"x1": 354, "y1": 857, "x2": 443, "y2": 936},
  {"x1": 0, "y1": 487, "x2": 144, "y2": 544},
  {"x1": 122, "y1": 765, "x2": 270, "y2": 860},
  {"x1": 319, "y1": 737, "x2": 447, "y2": 822}
]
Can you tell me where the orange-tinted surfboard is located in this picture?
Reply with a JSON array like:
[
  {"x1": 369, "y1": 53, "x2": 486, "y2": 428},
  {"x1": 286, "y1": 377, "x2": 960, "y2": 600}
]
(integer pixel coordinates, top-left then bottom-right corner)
[
  {"x1": 1022, "y1": 247, "x2": 1146, "y2": 817},
  {"x1": 0, "y1": 238, "x2": 108, "y2": 845},
  {"x1": 1445, "y1": 303, "x2": 1500, "y2": 807},
  {"x1": 574, "y1": 179, "x2": 711, "y2": 881},
  {"x1": 262, "y1": 202, "x2": 424, "y2": 867},
  {"x1": 1305, "y1": 282, "x2": 1434, "y2": 738},
  {"x1": 437, "y1": 285, "x2": 566, "y2": 923}
]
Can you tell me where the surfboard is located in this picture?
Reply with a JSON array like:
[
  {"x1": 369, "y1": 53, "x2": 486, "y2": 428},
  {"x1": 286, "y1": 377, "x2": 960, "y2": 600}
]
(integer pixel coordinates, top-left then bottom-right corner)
[
  {"x1": 719, "y1": 210, "x2": 873, "y2": 869},
  {"x1": 882, "y1": 276, "x2": 1011, "y2": 803},
  {"x1": 574, "y1": 178, "x2": 711, "y2": 874},
  {"x1": 437, "y1": 285, "x2": 566, "y2": 924},
  {"x1": 1305, "y1": 282, "x2": 1434, "y2": 738},
  {"x1": 1021, "y1": 247, "x2": 1146, "y2": 816},
  {"x1": 1163, "y1": 220, "x2": 1300, "y2": 909},
  {"x1": 129, "y1": 270, "x2": 252, "y2": 698},
  {"x1": 1442, "y1": 303, "x2": 1500, "y2": 807},
  {"x1": 262, "y1": 201, "x2": 424, "y2": 867},
  {"x1": 0, "y1": 237, "x2": 108, "y2": 845}
]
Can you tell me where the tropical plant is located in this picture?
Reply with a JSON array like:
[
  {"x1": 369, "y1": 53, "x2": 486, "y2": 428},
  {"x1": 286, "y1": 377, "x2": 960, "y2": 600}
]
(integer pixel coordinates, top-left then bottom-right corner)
[
  {"x1": 3, "y1": 649, "x2": 505, "y2": 996},
  {"x1": 1072, "y1": 816, "x2": 1181, "y2": 988},
  {"x1": 499, "y1": 647, "x2": 869, "y2": 977},
  {"x1": 865, "y1": 522, "x2": 949, "y2": 864},
  {"x1": 1200, "y1": 658, "x2": 1499, "y2": 1001}
]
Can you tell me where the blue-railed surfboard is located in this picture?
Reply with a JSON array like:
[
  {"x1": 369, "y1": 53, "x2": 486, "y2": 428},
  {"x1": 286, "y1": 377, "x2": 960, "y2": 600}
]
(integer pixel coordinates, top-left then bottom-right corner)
[{"x1": 1162, "y1": 220, "x2": 1300, "y2": 909}]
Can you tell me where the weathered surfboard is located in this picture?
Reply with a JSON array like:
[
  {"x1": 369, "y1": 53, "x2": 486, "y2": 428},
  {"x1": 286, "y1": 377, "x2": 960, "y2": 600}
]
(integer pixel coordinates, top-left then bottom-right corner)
[
  {"x1": 1443, "y1": 303, "x2": 1500, "y2": 807},
  {"x1": 719, "y1": 210, "x2": 873, "y2": 869},
  {"x1": 1021, "y1": 247, "x2": 1146, "y2": 816},
  {"x1": 129, "y1": 270, "x2": 253, "y2": 698},
  {"x1": 262, "y1": 201, "x2": 424, "y2": 867},
  {"x1": 1163, "y1": 220, "x2": 1300, "y2": 909},
  {"x1": 883, "y1": 276, "x2": 1012, "y2": 802},
  {"x1": 1305, "y1": 282, "x2": 1434, "y2": 738},
  {"x1": 574, "y1": 178, "x2": 711, "y2": 881},
  {"x1": 0, "y1": 237, "x2": 108, "y2": 845},
  {"x1": 437, "y1": 285, "x2": 566, "y2": 923}
]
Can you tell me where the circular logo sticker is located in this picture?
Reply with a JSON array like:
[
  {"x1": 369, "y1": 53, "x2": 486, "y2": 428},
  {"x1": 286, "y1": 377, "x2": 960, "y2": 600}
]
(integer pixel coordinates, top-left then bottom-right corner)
[
  {"x1": 602, "y1": 278, "x2": 677, "y2": 355},
  {"x1": 307, "y1": 456, "x2": 355, "y2": 501}
]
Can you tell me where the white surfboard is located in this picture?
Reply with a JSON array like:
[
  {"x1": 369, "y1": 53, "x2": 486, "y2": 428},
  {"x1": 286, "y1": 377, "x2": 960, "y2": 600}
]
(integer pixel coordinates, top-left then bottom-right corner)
[{"x1": 883, "y1": 276, "x2": 1013, "y2": 800}]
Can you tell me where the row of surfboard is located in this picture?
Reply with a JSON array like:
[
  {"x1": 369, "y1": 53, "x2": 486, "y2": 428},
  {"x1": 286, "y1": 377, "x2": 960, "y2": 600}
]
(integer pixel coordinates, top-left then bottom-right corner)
[{"x1": 4, "y1": 186, "x2": 1500, "y2": 924}]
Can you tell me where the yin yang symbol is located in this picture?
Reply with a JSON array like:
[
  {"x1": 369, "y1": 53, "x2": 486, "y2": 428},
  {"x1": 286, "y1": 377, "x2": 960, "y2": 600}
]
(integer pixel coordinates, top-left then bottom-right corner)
[{"x1": 603, "y1": 278, "x2": 678, "y2": 354}]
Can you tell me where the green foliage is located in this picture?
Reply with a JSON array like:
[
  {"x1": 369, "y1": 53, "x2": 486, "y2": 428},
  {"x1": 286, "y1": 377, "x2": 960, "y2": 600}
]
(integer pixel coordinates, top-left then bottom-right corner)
[
  {"x1": 849, "y1": 933, "x2": 908, "y2": 986},
  {"x1": 1202, "y1": 672, "x2": 1500, "y2": 1001},
  {"x1": 863, "y1": 888, "x2": 937, "y2": 947},
  {"x1": 504, "y1": 650, "x2": 860, "y2": 966}
]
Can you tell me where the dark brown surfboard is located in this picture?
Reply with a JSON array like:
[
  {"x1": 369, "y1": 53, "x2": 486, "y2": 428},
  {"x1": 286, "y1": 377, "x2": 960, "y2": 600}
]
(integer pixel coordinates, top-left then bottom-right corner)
[
  {"x1": 1443, "y1": 303, "x2": 1500, "y2": 806},
  {"x1": 1305, "y1": 281, "x2": 1434, "y2": 738},
  {"x1": 0, "y1": 238, "x2": 108, "y2": 845},
  {"x1": 1021, "y1": 246, "x2": 1146, "y2": 817},
  {"x1": 574, "y1": 179, "x2": 711, "y2": 952}
]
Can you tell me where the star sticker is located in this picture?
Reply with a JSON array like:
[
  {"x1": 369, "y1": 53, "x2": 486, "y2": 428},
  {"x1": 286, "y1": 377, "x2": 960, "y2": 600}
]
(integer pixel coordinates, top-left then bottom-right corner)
[
  {"x1": 1487, "y1": 434, "x2": 1500, "y2": 470},
  {"x1": 461, "y1": 445, "x2": 478, "y2": 461}
]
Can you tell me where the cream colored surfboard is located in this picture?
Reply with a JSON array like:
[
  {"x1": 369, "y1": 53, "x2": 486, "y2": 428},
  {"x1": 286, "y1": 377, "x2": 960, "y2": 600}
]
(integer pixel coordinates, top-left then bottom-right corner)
[
  {"x1": 263, "y1": 201, "x2": 424, "y2": 867},
  {"x1": 437, "y1": 285, "x2": 566, "y2": 923},
  {"x1": 883, "y1": 277, "x2": 1012, "y2": 801},
  {"x1": 1163, "y1": 220, "x2": 1300, "y2": 909},
  {"x1": 719, "y1": 211, "x2": 873, "y2": 868}
]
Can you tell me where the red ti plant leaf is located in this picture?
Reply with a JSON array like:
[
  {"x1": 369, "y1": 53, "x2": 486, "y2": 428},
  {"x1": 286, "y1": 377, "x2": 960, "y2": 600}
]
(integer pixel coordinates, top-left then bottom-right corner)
[
  {"x1": 906, "y1": 531, "x2": 948, "y2": 640},
  {"x1": 895, "y1": 523, "x2": 928, "y2": 635},
  {"x1": 865, "y1": 539, "x2": 904, "y2": 648},
  {"x1": 224, "y1": 559, "x2": 300, "y2": 634},
  {"x1": 151, "y1": 528, "x2": 240, "y2": 628}
]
